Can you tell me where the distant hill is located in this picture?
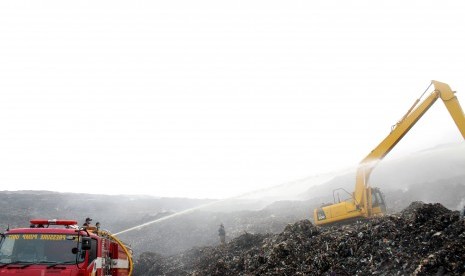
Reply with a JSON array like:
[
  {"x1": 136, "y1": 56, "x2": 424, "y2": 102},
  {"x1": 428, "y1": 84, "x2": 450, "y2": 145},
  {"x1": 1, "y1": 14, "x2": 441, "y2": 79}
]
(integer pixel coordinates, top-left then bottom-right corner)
[{"x1": 0, "y1": 191, "x2": 212, "y2": 233}]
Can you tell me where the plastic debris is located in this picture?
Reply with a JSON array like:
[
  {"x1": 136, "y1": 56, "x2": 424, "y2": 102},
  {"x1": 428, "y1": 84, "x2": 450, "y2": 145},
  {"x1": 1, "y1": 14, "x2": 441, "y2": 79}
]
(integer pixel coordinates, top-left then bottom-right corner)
[{"x1": 133, "y1": 202, "x2": 465, "y2": 275}]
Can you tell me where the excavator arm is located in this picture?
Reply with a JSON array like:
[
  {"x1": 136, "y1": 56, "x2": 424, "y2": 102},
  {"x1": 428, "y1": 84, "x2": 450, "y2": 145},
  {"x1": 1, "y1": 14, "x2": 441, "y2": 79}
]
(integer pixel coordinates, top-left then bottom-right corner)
[
  {"x1": 353, "y1": 80, "x2": 465, "y2": 208},
  {"x1": 315, "y1": 80, "x2": 465, "y2": 225}
]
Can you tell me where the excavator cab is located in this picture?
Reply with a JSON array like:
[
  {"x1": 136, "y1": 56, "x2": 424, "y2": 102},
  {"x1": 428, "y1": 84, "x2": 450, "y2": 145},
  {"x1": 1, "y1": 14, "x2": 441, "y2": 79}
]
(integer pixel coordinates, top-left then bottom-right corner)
[{"x1": 313, "y1": 186, "x2": 386, "y2": 226}]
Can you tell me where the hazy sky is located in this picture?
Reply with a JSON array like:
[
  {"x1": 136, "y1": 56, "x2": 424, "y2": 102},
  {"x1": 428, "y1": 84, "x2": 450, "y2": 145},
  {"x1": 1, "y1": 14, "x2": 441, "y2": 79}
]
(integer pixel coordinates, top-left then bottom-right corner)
[{"x1": 1, "y1": 1, "x2": 465, "y2": 199}]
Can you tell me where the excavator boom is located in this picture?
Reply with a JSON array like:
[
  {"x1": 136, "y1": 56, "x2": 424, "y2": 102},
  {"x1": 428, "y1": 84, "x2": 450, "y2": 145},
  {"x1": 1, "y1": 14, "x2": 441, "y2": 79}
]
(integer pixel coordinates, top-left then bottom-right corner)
[{"x1": 314, "y1": 80, "x2": 465, "y2": 225}]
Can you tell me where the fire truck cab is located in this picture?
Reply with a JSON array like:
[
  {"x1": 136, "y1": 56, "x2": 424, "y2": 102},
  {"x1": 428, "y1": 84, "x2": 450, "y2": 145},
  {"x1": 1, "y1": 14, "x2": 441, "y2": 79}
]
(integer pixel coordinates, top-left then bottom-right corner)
[{"x1": 0, "y1": 219, "x2": 132, "y2": 276}]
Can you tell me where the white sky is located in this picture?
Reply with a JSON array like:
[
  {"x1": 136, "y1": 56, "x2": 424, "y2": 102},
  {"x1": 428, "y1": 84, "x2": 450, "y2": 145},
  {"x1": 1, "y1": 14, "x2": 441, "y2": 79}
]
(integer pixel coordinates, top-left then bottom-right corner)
[{"x1": 1, "y1": 1, "x2": 465, "y2": 199}]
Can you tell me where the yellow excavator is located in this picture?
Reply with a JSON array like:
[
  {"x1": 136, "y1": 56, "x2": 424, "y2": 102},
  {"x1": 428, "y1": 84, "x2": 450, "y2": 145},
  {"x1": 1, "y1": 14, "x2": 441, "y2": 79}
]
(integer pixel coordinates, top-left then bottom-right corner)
[{"x1": 313, "y1": 80, "x2": 465, "y2": 226}]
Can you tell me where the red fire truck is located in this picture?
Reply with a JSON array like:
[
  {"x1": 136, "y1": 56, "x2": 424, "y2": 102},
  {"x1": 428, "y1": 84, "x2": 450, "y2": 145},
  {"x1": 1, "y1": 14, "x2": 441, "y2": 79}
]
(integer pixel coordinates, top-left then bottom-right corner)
[{"x1": 0, "y1": 219, "x2": 133, "y2": 276}]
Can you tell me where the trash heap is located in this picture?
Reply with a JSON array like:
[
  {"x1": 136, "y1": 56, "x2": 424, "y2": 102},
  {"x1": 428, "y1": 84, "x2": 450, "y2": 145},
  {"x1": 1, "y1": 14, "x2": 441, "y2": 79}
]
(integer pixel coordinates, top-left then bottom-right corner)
[{"x1": 133, "y1": 202, "x2": 465, "y2": 275}]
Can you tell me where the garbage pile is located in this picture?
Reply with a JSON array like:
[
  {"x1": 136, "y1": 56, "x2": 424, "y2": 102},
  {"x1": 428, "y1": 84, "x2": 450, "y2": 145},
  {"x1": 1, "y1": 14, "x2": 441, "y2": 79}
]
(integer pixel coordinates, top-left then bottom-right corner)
[{"x1": 133, "y1": 202, "x2": 465, "y2": 275}]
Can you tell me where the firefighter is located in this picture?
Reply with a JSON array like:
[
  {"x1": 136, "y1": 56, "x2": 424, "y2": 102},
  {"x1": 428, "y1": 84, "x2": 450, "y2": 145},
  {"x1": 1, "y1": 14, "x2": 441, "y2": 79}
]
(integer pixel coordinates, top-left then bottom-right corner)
[
  {"x1": 218, "y1": 223, "x2": 226, "y2": 245},
  {"x1": 83, "y1": 217, "x2": 92, "y2": 227}
]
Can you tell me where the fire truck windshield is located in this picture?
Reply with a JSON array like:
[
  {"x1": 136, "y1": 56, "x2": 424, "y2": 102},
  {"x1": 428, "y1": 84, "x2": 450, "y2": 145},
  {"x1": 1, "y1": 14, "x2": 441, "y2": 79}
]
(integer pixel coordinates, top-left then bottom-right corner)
[{"x1": 0, "y1": 233, "x2": 85, "y2": 264}]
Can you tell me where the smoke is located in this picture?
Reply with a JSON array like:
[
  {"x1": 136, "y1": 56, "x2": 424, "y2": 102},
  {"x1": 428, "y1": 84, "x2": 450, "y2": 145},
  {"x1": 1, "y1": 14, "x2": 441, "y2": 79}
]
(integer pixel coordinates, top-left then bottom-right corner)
[
  {"x1": 116, "y1": 142, "x2": 465, "y2": 236},
  {"x1": 114, "y1": 169, "x2": 347, "y2": 236},
  {"x1": 457, "y1": 198, "x2": 465, "y2": 212}
]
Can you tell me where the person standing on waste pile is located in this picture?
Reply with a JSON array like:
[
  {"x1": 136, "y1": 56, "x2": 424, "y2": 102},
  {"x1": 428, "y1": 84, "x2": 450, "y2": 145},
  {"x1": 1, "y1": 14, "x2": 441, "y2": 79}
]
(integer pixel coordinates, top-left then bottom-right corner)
[{"x1": 218, "y1": 223, "x2": 226, "y2": 245}]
